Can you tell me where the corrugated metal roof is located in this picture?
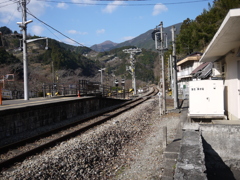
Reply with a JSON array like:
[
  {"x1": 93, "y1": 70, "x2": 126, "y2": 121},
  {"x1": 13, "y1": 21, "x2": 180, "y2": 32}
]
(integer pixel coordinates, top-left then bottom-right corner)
[
  {"x1": 191, "y1": 62, "x2": 210, "y2": 75},
  {"x1": 199, "y1": 62, "x2": 213, "y2": 79},
  {"x1": 191, "y1": 62, "x2": 212, "y2": 79}
]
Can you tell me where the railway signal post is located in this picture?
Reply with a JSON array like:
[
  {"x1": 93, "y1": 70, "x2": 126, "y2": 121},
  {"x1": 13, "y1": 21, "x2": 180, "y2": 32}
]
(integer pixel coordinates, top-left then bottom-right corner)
[{"x1": 152, "y1": 21, "x2": 168, "y2": 115}]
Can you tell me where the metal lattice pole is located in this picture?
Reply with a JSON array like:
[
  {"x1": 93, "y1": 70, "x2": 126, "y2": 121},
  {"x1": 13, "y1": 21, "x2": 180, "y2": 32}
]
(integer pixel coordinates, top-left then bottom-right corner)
[{"x1": 123, "y1": 48, "x2": 142, "y2": 95}]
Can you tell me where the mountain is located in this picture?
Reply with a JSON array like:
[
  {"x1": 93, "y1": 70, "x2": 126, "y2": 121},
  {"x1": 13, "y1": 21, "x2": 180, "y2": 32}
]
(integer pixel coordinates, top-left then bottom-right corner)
[
  {"x1": 90, "y1": 40, "x2": 118, "y2": 52},
  {"x1": 114, "y1": 22, "x2": 182, "y2": 50},
  {"x1": 91, "y1": 22, "x2": 182, "y2": 52}
]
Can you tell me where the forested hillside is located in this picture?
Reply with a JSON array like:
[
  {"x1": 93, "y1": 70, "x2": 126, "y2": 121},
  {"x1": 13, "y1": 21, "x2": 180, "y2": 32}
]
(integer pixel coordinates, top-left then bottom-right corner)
[
  {"x1": 0, "y1": 27, "x2": 159, "y2": 92},
  {"x1": 0, "y1": 26, "x2": 102, "y2": 92},
  {"x1": 176, "y1": 0, "x2": 240, "y2": 56},
  {"x1": 96, "y1": 46, "x2": 159, "y2": 84}
]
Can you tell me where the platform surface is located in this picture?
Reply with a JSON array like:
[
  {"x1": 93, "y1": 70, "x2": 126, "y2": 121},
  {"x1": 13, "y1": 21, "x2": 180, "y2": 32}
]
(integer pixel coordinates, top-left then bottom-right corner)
[
  {"x1": 212, "y1": 120, "x2": 240, "y2": 125},
  {"x1": 0, "y1": 96, "x2": 91, "y2": 111}
]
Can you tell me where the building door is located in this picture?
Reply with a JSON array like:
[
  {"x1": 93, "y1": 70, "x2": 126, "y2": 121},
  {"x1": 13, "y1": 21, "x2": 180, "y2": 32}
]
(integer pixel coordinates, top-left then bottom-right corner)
[{"x1": 238, "y1": 61, "x2": 240, "y2": 120}]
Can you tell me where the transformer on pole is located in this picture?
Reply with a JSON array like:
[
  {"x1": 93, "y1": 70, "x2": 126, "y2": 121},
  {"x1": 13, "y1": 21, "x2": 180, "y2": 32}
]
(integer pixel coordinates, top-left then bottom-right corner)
[{"x1": 123, "y1": 48, "x2": 142, "y2": 95}]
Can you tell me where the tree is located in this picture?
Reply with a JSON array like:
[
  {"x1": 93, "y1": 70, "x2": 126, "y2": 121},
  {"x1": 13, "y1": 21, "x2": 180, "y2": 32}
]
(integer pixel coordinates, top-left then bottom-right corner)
[
  {"x1": 176, "y1": 0, "x2": 240, "y2": 55},
  {"x1": 0, "y1": 26, "x2": 12, "y2": 34},
  {"x1": 176, "y1": 18, "x2": 195, "y2": 55}
]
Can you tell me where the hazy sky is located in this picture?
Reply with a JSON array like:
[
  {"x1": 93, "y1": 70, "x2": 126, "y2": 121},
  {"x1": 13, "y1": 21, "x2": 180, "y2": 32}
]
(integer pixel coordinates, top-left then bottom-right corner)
[{"x1": 0, "y1": 0, "x2": 212, "y2": 47}]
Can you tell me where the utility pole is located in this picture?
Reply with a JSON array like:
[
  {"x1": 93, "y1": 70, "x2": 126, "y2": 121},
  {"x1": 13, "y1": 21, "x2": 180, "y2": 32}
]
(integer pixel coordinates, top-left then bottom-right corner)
[
  {"x1": 171, "y1": 26, "x2": 179, "y2": 109},
  {"x1": 22, "y1": 0, "x2": 29, "y2": 100},
  {"x1": 152, "y1": 22, "x2": 168, "y2": 115},
  {"x1": 17, "y1": 1, "x2": 47, "y2": 100},
  {"x1": 98, "y1": 68, "x2": 105, "y2": 84},
  {"x1": 169, "y1": 55, "x2": 173, "y2": 97},
  {"x1": 123, "y1": 48, "x2": 142, "y2": 95},
  {"x1": 17, "y1": 0, "x2": 32, "y2": 100},
  {"x1": 160, "y1": 22, "x2": 166, "y2": 114}
]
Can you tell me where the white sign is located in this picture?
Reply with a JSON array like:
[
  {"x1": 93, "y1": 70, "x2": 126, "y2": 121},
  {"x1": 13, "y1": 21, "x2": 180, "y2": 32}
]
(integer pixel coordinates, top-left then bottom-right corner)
[{"x1": 2, "y1": 89, "x2": 13, "y2": 99}]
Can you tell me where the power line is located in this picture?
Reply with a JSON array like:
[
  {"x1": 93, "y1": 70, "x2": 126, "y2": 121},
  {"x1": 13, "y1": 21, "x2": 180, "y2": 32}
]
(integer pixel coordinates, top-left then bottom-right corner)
[
  {"x1": 0, "y1": 1, "x2": 17, "y2": 8},
  {"x1": 0, "y1": 0, "x2": 13, "y2": 5},
  {"x1": 36, "y1": 0, "x2": 210, "y2": 6},
  {"x1": 26, "y1": 9, "x2": 85, "y2": 46}
]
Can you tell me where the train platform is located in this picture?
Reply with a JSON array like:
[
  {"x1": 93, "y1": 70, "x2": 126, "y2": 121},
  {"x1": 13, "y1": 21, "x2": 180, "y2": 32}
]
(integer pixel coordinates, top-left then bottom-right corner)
[
  {"x1": 212, "y1": 120, "x2": 240, "y2": 124},
  {"x1": 0, "y1": 96, "x2": 89, "y2": 111}
]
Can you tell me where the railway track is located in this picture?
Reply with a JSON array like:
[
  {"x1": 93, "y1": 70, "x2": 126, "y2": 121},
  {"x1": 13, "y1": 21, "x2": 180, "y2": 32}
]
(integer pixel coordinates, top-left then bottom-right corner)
[{"x1": 0, "y1": 87, "x2": 158, "y2": 170}]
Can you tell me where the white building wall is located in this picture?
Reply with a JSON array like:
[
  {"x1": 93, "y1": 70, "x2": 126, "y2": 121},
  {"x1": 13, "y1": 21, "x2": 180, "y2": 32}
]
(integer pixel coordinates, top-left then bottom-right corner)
[
  {"x1": 225, "y1": 49, "x2": 240, "y2": 120},
  {"x1": 192, "y1": 61, "x2": 202, "y2": 70}
]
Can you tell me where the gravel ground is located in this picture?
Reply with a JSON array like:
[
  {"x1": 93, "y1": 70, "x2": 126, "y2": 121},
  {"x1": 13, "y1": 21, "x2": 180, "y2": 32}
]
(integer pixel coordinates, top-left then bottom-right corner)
[{"x1": 0, "y1": 95, "x2": 181, "y2": 180}]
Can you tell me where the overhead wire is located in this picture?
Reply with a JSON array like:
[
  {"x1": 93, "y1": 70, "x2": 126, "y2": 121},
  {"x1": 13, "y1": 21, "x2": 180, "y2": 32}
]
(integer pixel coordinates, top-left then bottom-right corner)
[
  {"x1": 0, "y1": 1, "x2": 18, "y2": 8},
  {"x1": 0, "y1": 0, "x2": 13, "y2": 4},
  {"x1": 0, "y1": 1, "x2": 18, "y2": 31},
  {"x1": 36, "y1": 0, "x2": 210, "y2": 6},
  {"x1": 2, "y1": 0, "x2": 210, "y2": 46},
  {"x1": 26, "y1": 9, "x2": 85, "y2": 46}
]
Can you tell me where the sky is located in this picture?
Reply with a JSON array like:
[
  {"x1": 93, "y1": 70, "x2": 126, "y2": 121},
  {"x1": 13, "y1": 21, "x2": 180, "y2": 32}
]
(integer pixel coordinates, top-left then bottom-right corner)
[{"x1": 0, "y1": 0, "x2": 213, "y2": 48}]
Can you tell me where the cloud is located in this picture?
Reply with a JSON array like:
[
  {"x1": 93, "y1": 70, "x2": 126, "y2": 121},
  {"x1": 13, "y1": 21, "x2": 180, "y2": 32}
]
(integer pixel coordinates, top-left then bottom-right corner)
[
  {"x1": 27, "y1": 0, "x2": 48, "y2": 17},
  {"x1": 31, "y1": 25, "x2": 44, "y2": 35},
  {"x1": 0, "y1": 0, "x2": 47, "y2": 24},
  {"x1": 152, "y1": 3, "x2": 168, "y2": 16},
  {"x1": 68, "y1": 30, "x2": 88, "y2": 35},
  {"x1": 64, "y1": 38, "x2": 77, "y2": 45},
  {"x1": 57, "y1": 2, "x2": 68, "y2": 9},
  {"x1": 68, "y1": 30, "x2": 78, "y2": 34},
  {"x1": 96, "y1": 29, "x2": 105, "y2": 34},
  {"x1": 63, "y1": 38, "x2": 85, "y2": 46},
  {"x1": 122, "y1": 36, "x2": 135, "y2": 41},
  {"x1": 102, "y1": 1, "x2": 125, "y2": 14},
  {"x1": 0, "y1": 2, "x2": 21, "y2": 23}
]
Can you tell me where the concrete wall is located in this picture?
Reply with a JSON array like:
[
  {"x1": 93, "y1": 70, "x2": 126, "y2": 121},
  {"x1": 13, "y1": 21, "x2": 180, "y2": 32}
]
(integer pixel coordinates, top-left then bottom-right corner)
[
  {"x1": 201, "y1": 124, "x2": 240, "y2": 162},
  {"x1": 0, "y1": 97, "x2": 125, "y2": 144},
  {"x1": 174, "y1": 123, "x2": 240, "y2": 179},
  {"x1": 201, "y1": 124, "x2": 240, "y2": 179},
  {"x1": 225, "y1": 49, "x2": 240, "y2": 120}
]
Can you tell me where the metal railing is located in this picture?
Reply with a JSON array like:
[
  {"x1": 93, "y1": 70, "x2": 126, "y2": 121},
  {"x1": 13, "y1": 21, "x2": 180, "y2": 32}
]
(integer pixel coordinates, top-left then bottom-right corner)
[{"x1": 1, "y1": 80, "x2": 147, "y2": 100}]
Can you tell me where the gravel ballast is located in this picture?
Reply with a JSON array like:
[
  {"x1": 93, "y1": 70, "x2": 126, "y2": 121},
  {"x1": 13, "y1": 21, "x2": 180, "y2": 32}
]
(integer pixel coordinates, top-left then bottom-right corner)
[{"x1": 0, "y1": 95, "x2": 181, "y2": 179}]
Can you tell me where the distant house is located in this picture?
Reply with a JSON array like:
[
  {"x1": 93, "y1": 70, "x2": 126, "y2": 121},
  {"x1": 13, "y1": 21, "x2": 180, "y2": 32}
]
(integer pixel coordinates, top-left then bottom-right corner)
[
  {"x1": 177, "y1": 52, "x2": 202, "y2": 96},
  {"x1": 200, "y1": 8, "x2": 240, "y2": 120}
]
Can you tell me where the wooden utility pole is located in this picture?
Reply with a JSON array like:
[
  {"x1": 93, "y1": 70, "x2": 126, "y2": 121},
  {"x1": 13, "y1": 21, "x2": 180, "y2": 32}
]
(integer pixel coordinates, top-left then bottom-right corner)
[{"x1": 171, "y1": 26, "x2": 179, "y2": 109}]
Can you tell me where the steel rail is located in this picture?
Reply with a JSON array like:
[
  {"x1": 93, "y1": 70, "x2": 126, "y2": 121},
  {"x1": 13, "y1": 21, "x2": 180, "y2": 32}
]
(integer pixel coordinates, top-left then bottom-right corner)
[{"x1": 0, "y1": 87, "x2": 158, "y2": 170}]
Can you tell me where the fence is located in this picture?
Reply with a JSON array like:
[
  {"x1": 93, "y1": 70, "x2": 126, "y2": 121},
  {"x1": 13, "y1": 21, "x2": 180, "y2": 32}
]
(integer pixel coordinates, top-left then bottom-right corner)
[{"x1": 1, "y1": 80, "x2": 144, "y2": 100}]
